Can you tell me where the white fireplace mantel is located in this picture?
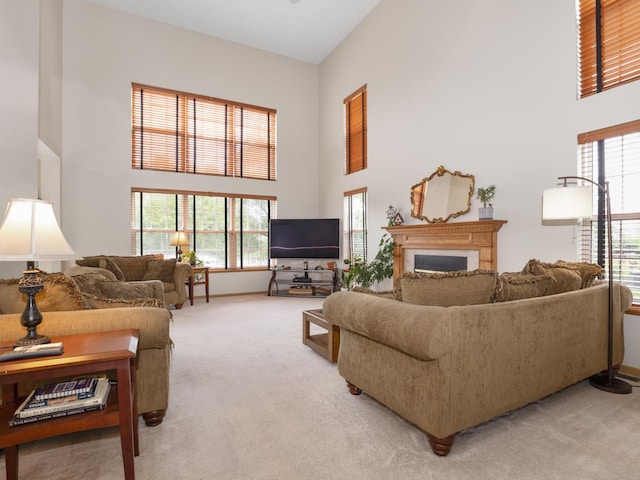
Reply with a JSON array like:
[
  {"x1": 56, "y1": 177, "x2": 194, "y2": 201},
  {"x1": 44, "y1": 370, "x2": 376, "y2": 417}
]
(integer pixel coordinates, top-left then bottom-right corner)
[{"x1": 383, "y1": 220, "x2": 507, "y2": 282}]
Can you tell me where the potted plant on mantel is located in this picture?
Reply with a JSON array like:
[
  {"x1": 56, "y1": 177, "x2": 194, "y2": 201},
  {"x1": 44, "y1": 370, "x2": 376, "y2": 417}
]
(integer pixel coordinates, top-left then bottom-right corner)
[{"x1": 476, "y1": 185, "x2": 496, "y2": 220}]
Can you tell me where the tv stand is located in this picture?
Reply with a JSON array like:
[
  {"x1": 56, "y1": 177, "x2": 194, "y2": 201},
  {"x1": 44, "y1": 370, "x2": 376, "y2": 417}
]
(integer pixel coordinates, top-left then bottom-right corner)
[{"x1": 268, "y1": 268, "x2": 339, "y2": 298}]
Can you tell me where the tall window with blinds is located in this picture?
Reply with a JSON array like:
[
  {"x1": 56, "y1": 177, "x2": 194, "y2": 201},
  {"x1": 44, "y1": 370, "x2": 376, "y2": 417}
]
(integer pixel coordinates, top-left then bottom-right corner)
[
  {"x1": 132, "y1": 189, "x2": 276, "y2": 270},
  {"x1": 578, "y1": 0, "x2": 640, "y2": 98},
  {"x1": 343, "y1": 188, "x2": 368, "y2": 263},
  {"x1": 344, "y1": 85, "x2": 367, "y2": 174},
  {"x1": 132, "y1": 84, "x2": 276, "y2": 180},
  {"x1": 577, "y1": 120, "x2": 640, "y2": 308}
]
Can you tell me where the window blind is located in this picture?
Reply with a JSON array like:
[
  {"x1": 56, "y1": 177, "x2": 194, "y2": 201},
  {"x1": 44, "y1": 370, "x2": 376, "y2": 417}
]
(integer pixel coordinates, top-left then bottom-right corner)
[
  {"x1": 579, "y1": 0, "x2": 640, "y2": 98},
  {"x1": 344, "y1": 85, "x2": 367, "y2": 174},
  {"x1": 132, "y1": 84, "x2": 276, "y2": 180},
  {"x1": 343, "y1": 188, "x2": 368, "y2": 262},
  {"x1": 578, "y1": 119, "x2": 640, "y2": 307}
]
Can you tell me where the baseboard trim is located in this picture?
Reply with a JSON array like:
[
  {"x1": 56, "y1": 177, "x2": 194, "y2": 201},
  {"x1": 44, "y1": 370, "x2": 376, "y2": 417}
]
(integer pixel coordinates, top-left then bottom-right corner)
[{"x1": 619, "y1": 364, "x2": 640, "y2": 381}]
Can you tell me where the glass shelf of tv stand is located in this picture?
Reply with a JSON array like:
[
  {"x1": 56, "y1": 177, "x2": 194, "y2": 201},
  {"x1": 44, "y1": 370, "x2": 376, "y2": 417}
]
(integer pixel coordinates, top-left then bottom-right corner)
[{"x1": 268, "y1": 268, "x2": 339, "y2": 298}]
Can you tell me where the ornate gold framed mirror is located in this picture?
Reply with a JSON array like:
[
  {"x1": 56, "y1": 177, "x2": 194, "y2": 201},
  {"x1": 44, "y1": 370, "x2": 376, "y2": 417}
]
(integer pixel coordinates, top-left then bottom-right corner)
[{"x1": 410, "y1": 166, "x2": 475, "y2": 223}]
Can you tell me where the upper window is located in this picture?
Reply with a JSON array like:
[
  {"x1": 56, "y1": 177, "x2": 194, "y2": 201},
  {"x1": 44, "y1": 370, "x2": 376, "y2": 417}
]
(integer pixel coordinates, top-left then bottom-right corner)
[
  {"x1": 577, "y1": 120, "x2": 640, "y2": 308},
  {"x1": 131, "y1": 189, "x2": 276, "y2": 270},
  {"x1": 578, "y1": 0, "x2": 640, "y2": 98},
  {"x1": 132, "y1": 84, "x2": 277, "y2": 180},
  {"x1": 343, "y1": 188, "x2": 368, "y2": 262},
  {"x1": 344, "y1": 85, "x2": 367, "y2": 174}
]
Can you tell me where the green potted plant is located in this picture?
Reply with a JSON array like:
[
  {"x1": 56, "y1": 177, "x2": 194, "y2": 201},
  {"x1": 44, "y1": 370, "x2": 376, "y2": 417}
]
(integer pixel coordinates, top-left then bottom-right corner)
[
  {"x1": 476, "y1": 185, "x2": 496, "y2": 220},
  {"x1": 342, "y1": 234, "x2": 395, "y2": 289}
]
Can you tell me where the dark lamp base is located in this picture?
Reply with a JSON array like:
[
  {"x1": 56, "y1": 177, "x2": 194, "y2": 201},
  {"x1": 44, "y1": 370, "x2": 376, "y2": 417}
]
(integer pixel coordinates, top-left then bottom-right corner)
[
  {"x1": 589, "y1": 372, "x2": 632, "y2": 394},
  {"x1": 14, "y1": 333, "x2": 51, "y2": 347}
]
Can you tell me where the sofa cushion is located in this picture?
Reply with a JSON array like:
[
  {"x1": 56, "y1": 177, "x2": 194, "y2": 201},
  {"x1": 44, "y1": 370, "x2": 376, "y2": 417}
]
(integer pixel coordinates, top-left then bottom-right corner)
[
  {"x1": 0, "y1": 273, "x2": 88, "y2": 314},
  {"x1": 110, "y1": 254, "x2": 163, "y2": 281},
  {"x1": 76, "y1": 256, "x2": 125, "y2": 281},
  {"x1": 494, "y1": 272, "x2": 553, "y2": 302},
  {"x1": 398, "y1": 269, "x2": 498, "y2": 306},
  {"x1": 98, "y1": 280, "x2": 164, "y2": 303},
  {"x1": 142, "y1": 258, "x2": 176, "y2": 285},
  {"x1": 522, "y1": 259, "x2": 583, "y2": 295},
  {"x1": 70, "y1": 271, "x2": 117, "y2": 296}
]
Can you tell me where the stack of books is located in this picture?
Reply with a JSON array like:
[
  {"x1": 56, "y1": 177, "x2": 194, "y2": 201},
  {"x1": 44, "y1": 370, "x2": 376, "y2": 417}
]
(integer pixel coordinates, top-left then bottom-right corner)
[{"x1": 9, "y1": 377, "x2": 111, "y2": 427}]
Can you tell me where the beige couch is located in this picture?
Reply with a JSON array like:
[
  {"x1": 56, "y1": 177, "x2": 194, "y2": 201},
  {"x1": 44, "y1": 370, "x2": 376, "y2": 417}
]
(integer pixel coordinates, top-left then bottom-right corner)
[
  {"x1": 66, "y1": 254, "x2": 192, "y2": 308},
  {"x1": 323, "y1": 261, "x2": 633, "y2": 456},
  {"x1": 0, "y1": 273, "x2": 173, "y2": 426}
]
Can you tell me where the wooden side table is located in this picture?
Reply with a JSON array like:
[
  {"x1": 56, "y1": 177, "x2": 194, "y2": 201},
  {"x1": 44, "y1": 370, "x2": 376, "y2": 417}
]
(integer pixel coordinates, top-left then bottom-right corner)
[
  {"x1": 0, "y1": 329, "x2": 139, "y2": 480},
  {"x1": 302, "y1": 309, "x2": 340, "y2": 362},
  {"x1": 186, "y1": 266, "x2": 210, "y2": 305}
]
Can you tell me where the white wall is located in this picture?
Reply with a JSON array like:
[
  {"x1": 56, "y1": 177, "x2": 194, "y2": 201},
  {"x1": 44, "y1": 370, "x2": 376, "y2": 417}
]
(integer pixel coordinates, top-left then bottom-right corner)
[
  {"x1": 318, "y1": 0, "x2": 640, "y2": 367},
  {"x1": 0, "y1": 0, "x2": 40, "y2": 279},
  {"x1": 61, "y1": 0, "x2": 319, "y2": 295}
]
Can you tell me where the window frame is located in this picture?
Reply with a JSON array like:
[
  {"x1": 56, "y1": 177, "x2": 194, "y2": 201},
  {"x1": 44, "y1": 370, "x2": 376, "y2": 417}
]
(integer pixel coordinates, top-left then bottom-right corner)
[
  {"x1": 131, "y1": 188, "x2": 276, "y2": 271},
  {"x1": 577, "y1": 119, "x2": 640, "y2": 313},
  {"x1": 131, "y1": 83, "x2": 277, "y2": 180},
  {"x1": 343, "y1": 187, "x2": 368, "y2": 263},
  {"x1": 344, "y1": 85, "x2": 367, "y2": 175}
]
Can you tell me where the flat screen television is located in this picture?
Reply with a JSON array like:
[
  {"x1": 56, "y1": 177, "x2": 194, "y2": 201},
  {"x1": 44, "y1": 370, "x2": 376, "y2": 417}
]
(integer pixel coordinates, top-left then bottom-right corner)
[{"x1": 269, "y1": 218, "x2": 340, "y2": 259}]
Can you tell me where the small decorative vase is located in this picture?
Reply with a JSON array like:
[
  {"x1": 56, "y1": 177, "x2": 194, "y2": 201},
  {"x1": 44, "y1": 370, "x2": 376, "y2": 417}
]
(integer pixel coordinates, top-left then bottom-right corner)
[{"x1": 479, "y1": 207, "x2": 494, "y2": 220}]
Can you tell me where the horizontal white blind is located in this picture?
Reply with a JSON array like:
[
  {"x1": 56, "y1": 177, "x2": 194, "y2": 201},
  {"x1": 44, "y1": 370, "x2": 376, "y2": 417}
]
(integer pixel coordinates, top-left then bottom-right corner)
[
  {"x1": 578, "y1": 120, "x2": 640, "y2": 306},
  {"x1": 343, "y1": 188, "x2": 368, "y2": 262},
  {"x1": 132, "y1": 84, "x2": 276, "y2": 180}
]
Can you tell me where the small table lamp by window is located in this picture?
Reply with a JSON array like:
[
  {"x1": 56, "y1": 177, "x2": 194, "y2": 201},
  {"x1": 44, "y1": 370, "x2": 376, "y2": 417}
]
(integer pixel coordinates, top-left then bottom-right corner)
[
  {"x1": 169, "y1": 231, "x2": 190, "y2": 262},
  {"x1": 0, "y1": 198, "x2": 77, "y2": 345},
  {"x1": 542, "y1": 177, "x2": 631, "y2": 394}
]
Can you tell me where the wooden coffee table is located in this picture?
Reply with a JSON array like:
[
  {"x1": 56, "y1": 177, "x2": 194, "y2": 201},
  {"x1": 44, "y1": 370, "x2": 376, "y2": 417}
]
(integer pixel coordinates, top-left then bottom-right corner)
[
  {"x1": 302, "y1": 309, "x2": 340, "y2": 362},
  {"x1": 0, "y1": 329, "x2": 139, "y2": 480}
]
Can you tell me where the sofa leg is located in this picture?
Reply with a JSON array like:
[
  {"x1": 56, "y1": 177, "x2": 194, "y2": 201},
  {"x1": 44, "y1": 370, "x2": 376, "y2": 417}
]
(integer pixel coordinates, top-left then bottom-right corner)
[
  {"x1": 142, "y1": 409, "x2": 166, "y2": 426},
  {"x1": 346, "y1": 381, "x2": 362, "y2": 395},
  {"x1": 175, "y1": 303, "x2": 183, "y2": 309},
  {"x1": 426, "y1": 433, "x2": 456, "y2": 456}
]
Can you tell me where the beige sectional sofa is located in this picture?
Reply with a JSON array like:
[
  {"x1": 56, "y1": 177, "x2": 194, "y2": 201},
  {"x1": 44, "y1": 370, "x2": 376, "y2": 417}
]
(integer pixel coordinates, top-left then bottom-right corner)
[
  {"x1": 0, "y1": 273, "x2": 173, "y2": 426},
  {"x1": 323, "y1": 261, "x2": 633, "y2": 456}
]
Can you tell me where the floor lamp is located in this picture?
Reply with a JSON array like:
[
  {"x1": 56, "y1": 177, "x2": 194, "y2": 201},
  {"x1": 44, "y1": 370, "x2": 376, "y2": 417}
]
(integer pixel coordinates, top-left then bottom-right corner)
[
  {"x1": 542, "y1": 177, "x2": 632, "y2": 394},
  {"x1": 0, "y1": 198, "x2": 77, "y2": 345}
]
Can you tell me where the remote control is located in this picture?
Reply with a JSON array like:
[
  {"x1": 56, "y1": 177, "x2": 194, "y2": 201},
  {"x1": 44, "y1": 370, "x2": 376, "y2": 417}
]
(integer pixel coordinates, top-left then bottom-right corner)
[{"x1": 0, "y1": 343, "x2": 64, "y2": 362}]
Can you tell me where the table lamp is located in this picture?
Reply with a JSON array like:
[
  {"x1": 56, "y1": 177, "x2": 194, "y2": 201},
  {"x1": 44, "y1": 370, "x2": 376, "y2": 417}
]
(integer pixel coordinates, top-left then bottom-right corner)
[
  {"x1": 169, "y1": 230, "x2": 189, "y2": 262},
  {"x1": 0, "y1": 198, "x2": 77, "y2": 345},
  {"x1": 542, "y1": 176, "x2": 632, "y2": 394}
]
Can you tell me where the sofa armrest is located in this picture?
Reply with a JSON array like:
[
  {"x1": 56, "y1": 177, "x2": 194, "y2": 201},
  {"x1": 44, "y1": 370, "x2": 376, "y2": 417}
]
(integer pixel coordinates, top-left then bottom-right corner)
[
  {"x1": 323, "y1": 291, "x2": 452, "y2": 361},
  {"x1": 173, "y1": 262, "x2": 193, "y2": 287}
]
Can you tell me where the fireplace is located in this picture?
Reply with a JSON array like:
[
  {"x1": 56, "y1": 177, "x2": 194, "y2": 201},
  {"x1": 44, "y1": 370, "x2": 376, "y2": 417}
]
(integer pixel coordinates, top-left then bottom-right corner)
[
  {"x1": 383, "y1": 220, "x2": 507, "y2": 283},
  {"x1": 414, "y1": 254, "x2": 468, "y2": 273}
]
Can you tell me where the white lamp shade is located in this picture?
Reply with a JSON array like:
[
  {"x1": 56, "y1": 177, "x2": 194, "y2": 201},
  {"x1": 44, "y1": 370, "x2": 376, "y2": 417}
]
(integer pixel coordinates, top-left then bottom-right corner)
[
  {"x1": 169, "y1": 231, "x2": 190, "y2": 247},
  {"x1": 0, "y1": 198, "x2": 77, "y2": 261},
  {"x1": 542, "y1": 186, "x2": 593, "y2": 220}
]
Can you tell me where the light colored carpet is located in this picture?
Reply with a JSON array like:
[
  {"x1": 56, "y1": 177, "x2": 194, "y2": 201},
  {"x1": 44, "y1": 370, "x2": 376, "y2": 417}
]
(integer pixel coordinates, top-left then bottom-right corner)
[{"x1": 5, "y1": 294, "x2": 640, "y2": 480}]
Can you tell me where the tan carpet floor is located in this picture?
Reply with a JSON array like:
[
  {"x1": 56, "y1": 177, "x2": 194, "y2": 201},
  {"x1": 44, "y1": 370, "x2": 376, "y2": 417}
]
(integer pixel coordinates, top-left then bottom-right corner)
[{"x1": 4, "y1": 293, "x2": 640, "y2": 479}]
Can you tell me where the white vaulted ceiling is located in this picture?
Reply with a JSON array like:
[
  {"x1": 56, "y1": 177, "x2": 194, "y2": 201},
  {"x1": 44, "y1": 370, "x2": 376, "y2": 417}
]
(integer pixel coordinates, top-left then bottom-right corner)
[{"x1": 85, "y1": 0, "x2": 382, "y2": 64}]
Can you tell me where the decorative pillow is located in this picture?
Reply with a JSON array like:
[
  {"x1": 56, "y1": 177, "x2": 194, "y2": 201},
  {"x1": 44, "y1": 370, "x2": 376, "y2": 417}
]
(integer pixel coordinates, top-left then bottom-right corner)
[
  {"x1": 521, "y1": 259, "x2": 582, "y2": 295},
  {"x1": 494, "y1": 273, "x2": 553, "y2": 302},
  {"x1": 142, "y1": 259, "x2": 176, "y2": 284},
  {"x1": 98, "y1": 280, "x2": 164, "y2": 301},
  {"x1": 70, "y1": 272, "x2": 118, "y2": 296},
  {"x1": 0, "y1": 273, "x2": 88, "y2": 314},
  {"x1": 397, "y1": 269, "x2": 498, "y2": 306},
  {"x1": 76, "y1": 256, "x2": 125, "y2": 281},
  {"x1": 551, "y1": 260, "x2": 603, "y2": 289},
  {"x1": 82, "y1": 293, "x2": 164, "y2": 309},
  {"x1": 111, "y1": 254, "x2": 163, "y2": 281}
]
